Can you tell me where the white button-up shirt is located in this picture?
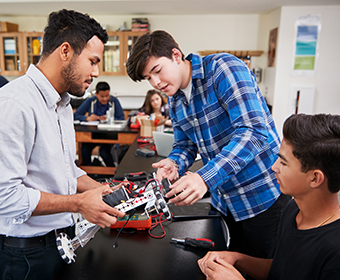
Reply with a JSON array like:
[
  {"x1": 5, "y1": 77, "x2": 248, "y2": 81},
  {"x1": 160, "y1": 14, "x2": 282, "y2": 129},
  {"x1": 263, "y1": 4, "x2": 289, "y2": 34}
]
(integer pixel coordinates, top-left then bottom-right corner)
[{"x1": 0, "y1": 65, "x2": 86, "y2": 237}]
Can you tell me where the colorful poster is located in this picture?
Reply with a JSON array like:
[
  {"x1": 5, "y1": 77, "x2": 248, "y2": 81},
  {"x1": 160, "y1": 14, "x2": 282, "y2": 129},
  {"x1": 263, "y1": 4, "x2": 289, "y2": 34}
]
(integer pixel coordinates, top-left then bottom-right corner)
[{"x1": 292, "y1": 14, "x2": 321, "y2": 76}]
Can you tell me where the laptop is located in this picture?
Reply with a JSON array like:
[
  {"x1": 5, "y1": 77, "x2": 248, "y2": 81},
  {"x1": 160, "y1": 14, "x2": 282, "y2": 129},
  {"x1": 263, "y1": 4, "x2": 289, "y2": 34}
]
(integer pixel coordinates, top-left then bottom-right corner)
[{"x1": 152, "y1": 131, "x2": 174, "y2": 157}]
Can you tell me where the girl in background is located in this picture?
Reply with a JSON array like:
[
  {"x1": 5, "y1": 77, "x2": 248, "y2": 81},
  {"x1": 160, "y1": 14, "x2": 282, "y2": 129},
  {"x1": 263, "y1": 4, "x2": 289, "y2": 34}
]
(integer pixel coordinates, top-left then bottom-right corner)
[{"x1": 140, "y1": 89, "x2": 172, "y2": 126}]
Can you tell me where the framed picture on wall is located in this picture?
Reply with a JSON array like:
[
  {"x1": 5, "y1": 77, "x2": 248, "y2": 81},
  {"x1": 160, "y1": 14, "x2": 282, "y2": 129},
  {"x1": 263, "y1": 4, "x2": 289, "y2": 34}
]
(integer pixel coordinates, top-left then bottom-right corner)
[{"x1": 268, "y1": 27, "x2": 278, "y2": 67}]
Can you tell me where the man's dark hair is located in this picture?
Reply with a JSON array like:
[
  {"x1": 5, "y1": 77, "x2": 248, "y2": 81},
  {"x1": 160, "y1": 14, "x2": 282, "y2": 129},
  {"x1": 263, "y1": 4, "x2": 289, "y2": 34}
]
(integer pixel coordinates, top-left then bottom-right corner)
[
  {"x1": 126, "y1": 30, "x2": 185, "y2": 82},
  {"x1": 96, "y1": 81, "x2": 110, "y2": 92},
  {"x1": 41, "y1": 9, "x2": 108, "y2": 59},
  {"x1": 283, "y1": 113, "x2": 340, "y2": 193}
]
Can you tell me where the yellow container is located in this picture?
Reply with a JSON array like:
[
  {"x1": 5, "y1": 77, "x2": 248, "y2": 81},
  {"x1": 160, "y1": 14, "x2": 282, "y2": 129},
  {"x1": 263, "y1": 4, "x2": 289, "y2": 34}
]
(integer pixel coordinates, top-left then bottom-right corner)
[{"x1": 32, "y1": 39, "x2": 41, "y2": 55}]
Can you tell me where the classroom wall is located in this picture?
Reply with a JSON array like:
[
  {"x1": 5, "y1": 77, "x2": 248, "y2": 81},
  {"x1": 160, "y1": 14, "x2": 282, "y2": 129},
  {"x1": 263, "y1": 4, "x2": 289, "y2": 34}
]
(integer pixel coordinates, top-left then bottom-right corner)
[
  {"x1": 271, "y1": 6, "x2": 340, "y2": 137},
  {"x1": 0, "y1": 13, "x2": 260, "y2": 100},
  {"x1": 1, "y1": 6, "x2": 340, "y2": 131},
  {"x1": 256, "y1": 8, "x2": 281, "y2": 106}
]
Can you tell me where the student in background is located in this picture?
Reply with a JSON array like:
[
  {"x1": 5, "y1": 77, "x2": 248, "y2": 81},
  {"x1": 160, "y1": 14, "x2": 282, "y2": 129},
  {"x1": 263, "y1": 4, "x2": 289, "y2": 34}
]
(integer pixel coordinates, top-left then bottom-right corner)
[
  {"x1": 126, "y1": 30, "x2": 289, "y2": 266},
  {"x1": 74, "y1": 81, "x2": 124, "y2": 122},
  {"x1": 0, "y1": 75, "x2": 9, "y2": 88},
  {"x1": 74, "y1": 81, "x2": 124, "y2": 166},
  {"x1": 198, "y1": 113, "x2": 340, "y2": 280},
  {"x1": 140, "y1": 89, "x2": 171, "y2": 126},
  {"x1": 0, "y1": 9, "x2": 124, "y2": 279}
]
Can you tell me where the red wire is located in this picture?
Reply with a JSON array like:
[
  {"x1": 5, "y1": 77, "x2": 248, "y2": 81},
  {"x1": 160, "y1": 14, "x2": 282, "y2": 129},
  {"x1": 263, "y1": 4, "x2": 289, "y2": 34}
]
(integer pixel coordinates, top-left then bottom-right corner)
[
  {"x1": 148, "y1": 213, "x2": 168, "y2": 238},
  {"x1": 143, "y1": 178, "x2": 162, "y2": 192}
]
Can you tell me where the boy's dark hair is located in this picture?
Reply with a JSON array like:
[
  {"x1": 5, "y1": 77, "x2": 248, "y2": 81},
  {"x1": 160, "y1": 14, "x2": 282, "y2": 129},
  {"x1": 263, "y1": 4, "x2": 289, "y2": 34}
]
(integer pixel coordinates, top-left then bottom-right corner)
[
  {"x1": 96, "y1": 81, "x2": 110, "y2": 92},
  {"x1": 41, "y1": 9, "x2": 108, "y2": 59},
  {"x1": 283, "y1": 113, "x2": 340, "y2": 193},
  {"x1": 140, "y1": 89, "x2": 165, "y2": 115},
  {"x1": 126, "y1": 30, "x2": 185, "y2": 82}
]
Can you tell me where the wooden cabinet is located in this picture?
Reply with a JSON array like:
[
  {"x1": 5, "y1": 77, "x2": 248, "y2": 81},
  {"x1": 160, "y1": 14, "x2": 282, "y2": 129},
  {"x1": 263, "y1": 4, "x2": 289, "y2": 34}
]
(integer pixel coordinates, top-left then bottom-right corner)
[
  {"x1": 0, "y1": 30, "x2": 145, "y2": 76},
  {"x1": 23, "y1": 32, "x2": 44, "y2": 72},
  {"x1": 0, "y1": 31, "x2": 43, "y2": 75},
  {"x1": 0, "y1": 32, "x2": 24, "y2": 75},
  {"x1": 100, "y1": 31, "x2": 147, "y2": 76}
]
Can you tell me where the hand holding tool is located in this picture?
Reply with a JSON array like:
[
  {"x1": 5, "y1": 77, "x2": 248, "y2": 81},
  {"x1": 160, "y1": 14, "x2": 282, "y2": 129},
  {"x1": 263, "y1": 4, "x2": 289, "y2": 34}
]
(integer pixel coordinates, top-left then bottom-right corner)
[{"x1": 171, "y1": 237, "x2": 215, "y2": 249}]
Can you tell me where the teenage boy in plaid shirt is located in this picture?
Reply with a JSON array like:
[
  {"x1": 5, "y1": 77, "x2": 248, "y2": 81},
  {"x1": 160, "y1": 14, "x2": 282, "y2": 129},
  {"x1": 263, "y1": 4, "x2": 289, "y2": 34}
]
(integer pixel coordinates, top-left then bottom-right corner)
[{"x1": 126, "y1": 30, "x2": 290, "y2": 261}]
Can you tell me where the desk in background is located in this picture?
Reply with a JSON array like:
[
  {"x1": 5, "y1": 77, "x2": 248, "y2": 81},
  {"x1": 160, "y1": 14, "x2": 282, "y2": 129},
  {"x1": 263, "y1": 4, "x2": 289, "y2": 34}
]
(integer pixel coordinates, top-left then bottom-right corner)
[{"x1": 74, "y1": 124, "x2": 138, "y2": 175}]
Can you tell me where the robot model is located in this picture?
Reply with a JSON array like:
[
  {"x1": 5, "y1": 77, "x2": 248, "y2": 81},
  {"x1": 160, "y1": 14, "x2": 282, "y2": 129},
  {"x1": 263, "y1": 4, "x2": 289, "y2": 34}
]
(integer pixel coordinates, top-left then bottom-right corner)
[{"x1": 56, "y1": 178, "x2": 171, "y2": 264}]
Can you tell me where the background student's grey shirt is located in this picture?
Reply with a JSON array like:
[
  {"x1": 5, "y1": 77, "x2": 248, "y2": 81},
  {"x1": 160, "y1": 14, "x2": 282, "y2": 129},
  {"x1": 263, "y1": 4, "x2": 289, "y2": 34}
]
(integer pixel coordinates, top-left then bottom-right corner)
[{"x1": 0, "y1": 65, "x2": 86, "y2": 237}]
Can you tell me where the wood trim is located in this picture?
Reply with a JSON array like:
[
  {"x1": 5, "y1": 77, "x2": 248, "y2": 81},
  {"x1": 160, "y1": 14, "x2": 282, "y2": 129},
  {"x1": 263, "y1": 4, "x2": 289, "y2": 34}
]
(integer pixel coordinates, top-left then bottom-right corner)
[
  {"x1": 79, "y1": 165, "x2": 117, "y2": 175},
  {"x1": 75, "y1": 131, "x2": 137, "y2": 145},
  {"x1": 198, "y1": 50, "x2": 264, "y2": 57},
  {"x1": 76, "y1": 130, "x2": 137, "y2": 175}
]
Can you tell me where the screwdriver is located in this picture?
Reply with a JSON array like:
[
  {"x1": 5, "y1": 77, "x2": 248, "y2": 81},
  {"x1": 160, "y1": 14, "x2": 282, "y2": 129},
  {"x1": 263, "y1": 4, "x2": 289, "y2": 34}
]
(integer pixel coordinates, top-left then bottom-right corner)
[{"x1": 171, "y1": 237, "x2": 215, "y2": 249}]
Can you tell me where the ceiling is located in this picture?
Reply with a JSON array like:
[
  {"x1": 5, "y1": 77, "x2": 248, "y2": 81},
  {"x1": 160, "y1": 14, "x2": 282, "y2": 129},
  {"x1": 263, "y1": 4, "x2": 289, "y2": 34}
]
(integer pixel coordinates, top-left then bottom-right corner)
[{"x1": 0, "y1": 0, "x2": 339, "y2": 16}]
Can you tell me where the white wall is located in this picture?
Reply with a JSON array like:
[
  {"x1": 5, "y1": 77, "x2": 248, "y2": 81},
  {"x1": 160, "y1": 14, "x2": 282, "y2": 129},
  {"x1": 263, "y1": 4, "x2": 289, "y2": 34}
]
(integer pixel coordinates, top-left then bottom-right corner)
[
  {"x1": 256, "y1": 8, "x2": 281, "y2": 105},
  {"x1": 2, "y1": 7, "x2": 339, "y2": 127},
  {"x1": 272, "y1": 6, "x2": 340, "y2": 137}
]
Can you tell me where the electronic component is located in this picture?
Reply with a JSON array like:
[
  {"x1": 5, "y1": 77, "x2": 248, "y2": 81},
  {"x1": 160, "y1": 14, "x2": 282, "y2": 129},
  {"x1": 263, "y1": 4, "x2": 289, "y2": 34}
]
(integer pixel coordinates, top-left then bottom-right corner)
[
  {"x1": 111, "y1": 214, "x2": 152, "y2": 230},
  {"x1": 161, "y1": 178, "x2": 171, "y2": 193},
  {"x1": 136, "y1": 148, "x2": 155, "y2": 157},
  {"x1": 102, "y1": 187, "x2": 129, "y2": 207},
  {"x1": 161, "y1": 177, "x2": 178, "y2": 201},
  {"x1": 57, "y1": 181, "x2": 171, "y2": 264}
]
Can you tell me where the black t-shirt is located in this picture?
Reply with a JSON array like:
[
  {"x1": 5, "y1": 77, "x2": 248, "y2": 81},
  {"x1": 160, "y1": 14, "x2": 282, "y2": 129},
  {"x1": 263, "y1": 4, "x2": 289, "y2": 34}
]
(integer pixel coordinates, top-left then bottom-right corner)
[{"x1": 268, "y1": 199, "x2": 340, "y2": 280}]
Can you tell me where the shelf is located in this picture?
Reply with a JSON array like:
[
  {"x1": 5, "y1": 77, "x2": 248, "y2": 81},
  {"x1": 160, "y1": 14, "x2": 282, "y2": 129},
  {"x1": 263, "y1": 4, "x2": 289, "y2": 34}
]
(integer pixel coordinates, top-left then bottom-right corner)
[
  {"x1": 100, "y1": 30, "x2": 147, "y2": 76},
  {"x1": 198, "y1": 50, "x2": 263, "y2": 57}
]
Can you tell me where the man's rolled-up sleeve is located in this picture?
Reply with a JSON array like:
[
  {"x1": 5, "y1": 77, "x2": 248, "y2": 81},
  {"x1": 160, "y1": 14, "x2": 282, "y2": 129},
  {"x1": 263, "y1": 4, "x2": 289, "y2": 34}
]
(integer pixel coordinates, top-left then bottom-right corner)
[{"x1": 0, "y1": 96, "x2": 41, "y2": 223}]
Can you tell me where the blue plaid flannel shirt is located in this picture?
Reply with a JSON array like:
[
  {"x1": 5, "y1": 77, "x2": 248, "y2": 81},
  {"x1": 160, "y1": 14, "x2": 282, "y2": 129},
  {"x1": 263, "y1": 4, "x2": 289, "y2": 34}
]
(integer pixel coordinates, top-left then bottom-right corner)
[{"x1": 167, "y1": 53, "x2": 281, "y2": 221}]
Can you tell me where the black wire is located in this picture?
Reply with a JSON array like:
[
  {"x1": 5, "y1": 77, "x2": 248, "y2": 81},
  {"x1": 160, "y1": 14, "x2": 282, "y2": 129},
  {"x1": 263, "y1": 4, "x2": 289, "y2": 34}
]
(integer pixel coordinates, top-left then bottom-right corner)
[{"x1": 112, "y1": 208, "x2": 137, "y2": 248}]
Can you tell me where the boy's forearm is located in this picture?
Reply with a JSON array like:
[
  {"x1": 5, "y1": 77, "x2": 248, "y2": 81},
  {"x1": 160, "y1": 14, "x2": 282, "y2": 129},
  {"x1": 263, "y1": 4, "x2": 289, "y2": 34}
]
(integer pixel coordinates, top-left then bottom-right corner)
[{"x1": 234, "y1": 253, "x2": 272, "y2": 280}]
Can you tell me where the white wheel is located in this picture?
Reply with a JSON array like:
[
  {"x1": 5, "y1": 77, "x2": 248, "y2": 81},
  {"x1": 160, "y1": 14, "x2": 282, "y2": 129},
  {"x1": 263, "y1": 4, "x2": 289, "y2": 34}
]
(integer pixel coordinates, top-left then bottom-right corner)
[
  {"x1": 56, "y1": 232, "x2": 76, "y2": 264},
  {"x1": 155, "y1": 191, "x2": 171, "y2": 219}
]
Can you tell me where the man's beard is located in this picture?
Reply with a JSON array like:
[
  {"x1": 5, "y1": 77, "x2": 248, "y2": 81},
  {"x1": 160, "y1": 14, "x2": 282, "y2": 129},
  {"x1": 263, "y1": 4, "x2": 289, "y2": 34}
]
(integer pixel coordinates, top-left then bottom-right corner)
[{"x1": 61, "y1": 59, "x2": 91, "y2": 97}]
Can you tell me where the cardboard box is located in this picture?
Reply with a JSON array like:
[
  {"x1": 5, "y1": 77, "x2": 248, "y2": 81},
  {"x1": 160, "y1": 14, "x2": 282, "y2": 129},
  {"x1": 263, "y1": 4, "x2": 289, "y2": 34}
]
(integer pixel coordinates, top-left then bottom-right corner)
[
  {"x1": 5, "y1": 58, "x2": 15, "y2": 71},
  {"x1": 138, "y1": 115, "x2": 166, "y2": 137},
  {"x1": 0, "y1": 22, "x2": 19, "y2": 32}
]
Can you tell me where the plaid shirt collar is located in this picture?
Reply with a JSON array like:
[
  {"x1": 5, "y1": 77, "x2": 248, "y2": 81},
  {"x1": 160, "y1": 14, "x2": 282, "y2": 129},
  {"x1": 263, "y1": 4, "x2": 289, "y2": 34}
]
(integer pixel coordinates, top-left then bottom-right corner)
[{"x1": 172, "y1": 53, "x2": 204, "y2": 101}]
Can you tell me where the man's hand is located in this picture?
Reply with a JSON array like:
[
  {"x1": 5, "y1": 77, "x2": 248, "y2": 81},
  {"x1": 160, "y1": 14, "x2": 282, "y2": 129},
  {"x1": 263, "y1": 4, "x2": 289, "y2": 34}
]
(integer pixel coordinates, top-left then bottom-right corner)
[
  {"x1": 78, "y1": 185, "x2": 125, "y2": 228},
  {"x1": 165, "y1": 173, "x2": 208, "y2": 206},
  {"x1": 152, "y1": 158, "x2": 179, "y2": 182},
  {"x1": 198, "y1": 251, "x2": 244, "y2": 280}
]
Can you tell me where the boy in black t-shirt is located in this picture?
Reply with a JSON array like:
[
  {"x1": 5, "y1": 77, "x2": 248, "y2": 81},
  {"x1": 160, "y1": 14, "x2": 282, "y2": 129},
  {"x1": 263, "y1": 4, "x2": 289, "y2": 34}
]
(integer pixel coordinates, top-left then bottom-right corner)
[{"x1": 198, "y1": 113, "x2": 340, "y2": 280}]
